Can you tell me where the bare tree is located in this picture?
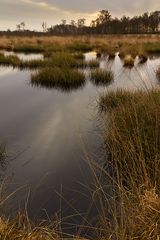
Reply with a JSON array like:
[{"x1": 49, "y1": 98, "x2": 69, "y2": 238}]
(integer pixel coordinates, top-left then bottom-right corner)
[{"x1": 42, "y1": 22, "x2": 47, "y2": 32}]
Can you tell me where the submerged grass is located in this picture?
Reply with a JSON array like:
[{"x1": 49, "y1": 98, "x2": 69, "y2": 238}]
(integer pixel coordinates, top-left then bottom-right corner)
[
  {"x1": 31, "y1": 67, "x2": 85, "y2": 91},
  {"x1": 91, "y1": 69, "x2": 114, "y2": 86}
]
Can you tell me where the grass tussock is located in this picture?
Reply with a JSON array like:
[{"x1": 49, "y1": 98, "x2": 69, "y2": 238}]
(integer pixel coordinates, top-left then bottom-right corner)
[
  {"x1": 139, "y1": 54, "x2": 148, "y2": 64},
  {"x1": 0, "y1": 53, "x2": 20, "y2": 67},
  {"x1": 123, "y1": 55, "x2": 134, "y2": 67},
  {"x1": 156, "y1": 67, "x2": 160, "y2": 81},
  {"x1": 31, "y1": 67, "x2": 85, "y2": 91},
  {"x1": 91, "y1": 69, "x2": 114, "y2": 86},
  {"x1": 73, "y1": 52, "x2": 85, "y2": 60},
  {"x1": 47, "y1": 52, "x2": 77, "y2": 68},
  {"x1": 87, "y1": 60, "x2": 100, "y2": 68}
]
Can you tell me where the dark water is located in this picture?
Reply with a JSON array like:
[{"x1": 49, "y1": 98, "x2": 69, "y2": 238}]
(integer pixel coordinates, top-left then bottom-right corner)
[{"x1": 0, "y1": 51, "x2": 159, "y2": 235}]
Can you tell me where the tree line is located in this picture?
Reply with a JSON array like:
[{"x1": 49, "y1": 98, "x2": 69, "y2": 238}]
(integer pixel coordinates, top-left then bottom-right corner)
[
  {"x1": 48, "y1": 10, "x2": 160, "y2": 35},
  {"x1": 1, "y1": 10, "x2": 160, "y2": 36}
]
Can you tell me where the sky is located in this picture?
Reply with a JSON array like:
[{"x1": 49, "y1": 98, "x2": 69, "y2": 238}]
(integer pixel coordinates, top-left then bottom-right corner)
[{"x1": 0, "y1": 0, "x2": 159, "y2": 31}]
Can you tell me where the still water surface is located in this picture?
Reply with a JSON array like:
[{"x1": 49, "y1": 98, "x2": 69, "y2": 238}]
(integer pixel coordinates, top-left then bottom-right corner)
[{"x1": 0, "y1": 51, "x2": 159, "y2": 234}]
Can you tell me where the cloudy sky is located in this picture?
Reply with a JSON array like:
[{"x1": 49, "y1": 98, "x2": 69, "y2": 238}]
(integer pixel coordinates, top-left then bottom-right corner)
[{"x1": 0, "y1": 0, "x2": 159, "y2": 30}]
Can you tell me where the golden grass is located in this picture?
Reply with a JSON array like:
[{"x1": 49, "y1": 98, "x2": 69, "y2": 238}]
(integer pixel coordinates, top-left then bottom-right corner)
[
  {"x1": 123, "y1": 55, "x2": 134, "y2": 67},
  {"x1": 0, "y1": 35, "x2": 160, "y2": 55},
  {"x1": 97, "y1": 89, "x2": 160, "y2": 239}
]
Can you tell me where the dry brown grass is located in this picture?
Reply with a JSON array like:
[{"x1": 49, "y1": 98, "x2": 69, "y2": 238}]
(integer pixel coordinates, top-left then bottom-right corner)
[
  {"x1": 96, "y1": 89, "x2": 160, "y2": 239},
  {"x1": 0, "y1": 35, "x2": 160, "y2": 55}
]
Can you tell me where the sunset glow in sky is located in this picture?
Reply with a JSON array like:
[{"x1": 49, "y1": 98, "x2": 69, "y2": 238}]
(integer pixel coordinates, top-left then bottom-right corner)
[{"x1": 0, "y1": 0, "x2": 159, "y2": 30}]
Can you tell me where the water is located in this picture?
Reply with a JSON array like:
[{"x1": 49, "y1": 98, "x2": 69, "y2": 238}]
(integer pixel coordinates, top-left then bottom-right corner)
[{"x1": 0, "y1": 51, "x2": 159, "y2": 235}]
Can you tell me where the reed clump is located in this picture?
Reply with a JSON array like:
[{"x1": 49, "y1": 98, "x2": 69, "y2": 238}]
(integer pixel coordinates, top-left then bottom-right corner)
[
  {"x1": 19, "y1": 59, "x2": 46, "y2": 69},
  {"x1": 138, "y1": 53, "x2": 148, "y2": 63},
  {"x1": 101, "y1": 89, "x2": 160, "y2": 188},
  {"x1": 31, "y1": 67, "x2": 85, "y2": 91},
  {"x1": 91, "y1": 69, "x2": 113, "y2": 86},
  {"x1": 0, "y1": 53, "x2": 20, "y2": 67},
  {"x1": 156, "y1": 67, "x2": 160, "y2": 81},
  {"x1": 87, "y1": 60, "x2": 100, "y2": 68},
  {"x1": 73, "y1": 52, "x2": 85, "y2": 60},
  {"x1": 98, "y1": 89, "x2": 160, "y2": 239},
  {"x1": 47, "y1": 52, "x2": 78, "y2": 68},
  {"x1": 123, "y1": 55, "x2": 135, "y2": 67}
]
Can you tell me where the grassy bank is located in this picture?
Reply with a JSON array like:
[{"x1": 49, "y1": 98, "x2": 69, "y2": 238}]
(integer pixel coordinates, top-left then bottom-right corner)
[{"x1": 98, "y1": 89, "x2": 160, "y2": 239}]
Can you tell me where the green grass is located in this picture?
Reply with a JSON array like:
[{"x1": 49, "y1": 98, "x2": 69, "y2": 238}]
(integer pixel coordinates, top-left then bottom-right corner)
[
  {"x1": 13, "y1": 44, "x2": 44, "y2": 53},
  {"x1": 144, "y1": 42, "x2": 160, "y2": 53},
  {"x1": 87, "y1": 60, "x2": 100, "y2": 68},
  {"x1": 0, "y1": 53, "x2": 46, "y2": 69},
  {"x1": 19, "y1": 59, "x2": 46, "y2": 69},
  {"x1": 0, "y1": 52, "x2": 90, "y2": 69},
  {"x1": 73, "y1": 52, "x2": 85, "y2": 60},
  {"x1": 47, "y1": 52, "x2": 78, "y2": 68},
  {"x1": 91, "y1": 69, "x2": 114, "y2": 86},
  {"x1": 0, "y1": 54, "x2": 20, "y2": 67},
  {"x1": 67, "y1": 41, "x2": 93, "y2": 52},
  {"x1": 31, "y1": 67, "x2": 85, "y2": 91}
]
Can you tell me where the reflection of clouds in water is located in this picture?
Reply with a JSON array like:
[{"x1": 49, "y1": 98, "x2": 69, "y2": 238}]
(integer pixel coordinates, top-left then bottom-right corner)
[
  {"x1": 4, "y1": 51, "x2": 43, "y2": 61},
  {"x1": 0, "y1": 66, "x2": 18, "y2": 77}
]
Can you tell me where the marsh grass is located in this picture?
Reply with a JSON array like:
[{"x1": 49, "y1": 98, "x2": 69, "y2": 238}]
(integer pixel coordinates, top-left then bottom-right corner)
[
  {"x1": 31, "y1": 67, "x2": 85, "y2": 91},
  {"x1": 96, "y1": 52, "x2": 102, "y2": 58},
  {"x1": 67, "y1": 41, "x2": 93, "y2": 52},
  {"x1": 0, "y1": 54, "x2": 46, "y2": 69},
  {"x1": 123, "y1": 55, "x2": 135, "y2": 67},
  {"x1": 47, "y1": 52, "x2": 78, "y2": 68},
  {"x1": 139, "y1": 53, "x2": 148, "y2": 64},
  {"x1": 13, "y1": 44, "x2": 44, "y2": 53},
  {"x1": 73, "y1": 52, "x2": 85, "y2": 60},
  {"x1": 156, "y1": 67, "x2": 160, "y2": 81},
  {"x1": 87, "y1": 60, "x2": 100, "y2": 68},
  {"x1": 99, "y1": 89, "x2": 136, "y2": 111},
  {"x1": 94, "y1": 89, "x2": 160, "y2": 239},
  {"x1": 19, "y1": 59, "x2": 46, "y2": 69},
  {"x1": 0, "y1": 216, "x2": 60, "y2": 240},
  {"x1": 91, "y1": 69, "x2": 113, "y2": 86},
  {"x1": 101, "y1": 89, "x2": 160, "y2": 189},
  {"x1": 144, "y1": 42, "x2": 160, "y2": 53},
  {"x1": 0, "y1": 54, "x2": 20, "y2": 67}
]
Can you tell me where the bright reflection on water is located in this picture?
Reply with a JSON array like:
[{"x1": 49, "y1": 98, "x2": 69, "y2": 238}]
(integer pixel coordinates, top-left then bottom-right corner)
[
  {"x1": 4, "y1": 51, "x2": 43, "y2": 61},
  {"x1": 0, "y1": 51, "x2": 159, "y2": 234}
]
